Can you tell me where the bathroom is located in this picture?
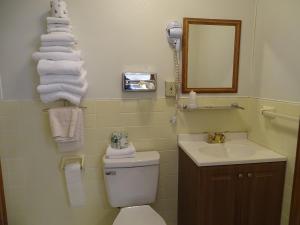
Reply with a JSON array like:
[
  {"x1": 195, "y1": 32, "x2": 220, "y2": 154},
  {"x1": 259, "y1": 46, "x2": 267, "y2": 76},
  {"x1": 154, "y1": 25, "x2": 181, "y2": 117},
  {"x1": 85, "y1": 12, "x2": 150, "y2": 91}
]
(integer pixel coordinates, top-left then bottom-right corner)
[{"x1": 0, "y1": 0, "x2": 299, "y2": 224}]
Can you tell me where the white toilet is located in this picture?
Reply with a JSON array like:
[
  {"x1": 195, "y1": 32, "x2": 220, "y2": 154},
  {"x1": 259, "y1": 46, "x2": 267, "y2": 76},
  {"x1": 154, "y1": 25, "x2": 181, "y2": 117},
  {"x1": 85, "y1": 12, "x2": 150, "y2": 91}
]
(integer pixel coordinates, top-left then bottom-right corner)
[{"x1": 103, "y1": 151, "x2": 167, "y2": 225}]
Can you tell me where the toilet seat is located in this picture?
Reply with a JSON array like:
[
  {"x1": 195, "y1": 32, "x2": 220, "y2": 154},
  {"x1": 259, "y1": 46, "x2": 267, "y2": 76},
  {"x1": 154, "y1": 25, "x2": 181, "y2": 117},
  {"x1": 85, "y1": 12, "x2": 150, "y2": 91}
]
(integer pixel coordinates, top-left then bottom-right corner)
[{"x1": 113, "y1": 205, "x2": 166, "y2": 225}]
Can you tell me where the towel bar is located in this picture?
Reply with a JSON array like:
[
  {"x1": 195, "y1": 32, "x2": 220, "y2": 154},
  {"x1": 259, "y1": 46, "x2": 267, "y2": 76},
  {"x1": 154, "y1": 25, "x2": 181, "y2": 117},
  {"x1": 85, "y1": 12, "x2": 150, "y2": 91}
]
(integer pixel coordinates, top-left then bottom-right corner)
[
  {"x1": 261, "y1": 106, "x2": 299, "y2": 121},
  {"x1": 60, "y1": 155, "x2": 84, "y2": 170}
]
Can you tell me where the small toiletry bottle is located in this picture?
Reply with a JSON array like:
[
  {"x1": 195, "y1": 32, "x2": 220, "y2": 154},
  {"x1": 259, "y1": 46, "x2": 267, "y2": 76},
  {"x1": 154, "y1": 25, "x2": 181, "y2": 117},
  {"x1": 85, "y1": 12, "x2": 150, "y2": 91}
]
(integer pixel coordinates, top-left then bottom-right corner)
[{"x1": 189, "y1": 90, "x2": 197, "y2": 109}]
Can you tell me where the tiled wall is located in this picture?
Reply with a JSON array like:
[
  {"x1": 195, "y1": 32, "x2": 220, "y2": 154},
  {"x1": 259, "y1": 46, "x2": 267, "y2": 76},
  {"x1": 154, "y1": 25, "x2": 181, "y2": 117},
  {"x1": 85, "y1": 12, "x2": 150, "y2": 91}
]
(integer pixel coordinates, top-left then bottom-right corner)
[
  {"x1": 0, "y1": 97, "x2": 298, "y2": 225},
  {"x1": 247, "y1": 98, "x2": 300, "y2": 225}
]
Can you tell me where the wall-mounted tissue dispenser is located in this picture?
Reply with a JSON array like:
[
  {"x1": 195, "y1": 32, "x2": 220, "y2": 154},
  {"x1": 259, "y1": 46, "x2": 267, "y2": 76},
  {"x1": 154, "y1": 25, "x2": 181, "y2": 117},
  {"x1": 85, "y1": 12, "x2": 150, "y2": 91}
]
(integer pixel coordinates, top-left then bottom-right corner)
[{"x1": 122, "y1": 72, "x2": 157, "y2": 92}]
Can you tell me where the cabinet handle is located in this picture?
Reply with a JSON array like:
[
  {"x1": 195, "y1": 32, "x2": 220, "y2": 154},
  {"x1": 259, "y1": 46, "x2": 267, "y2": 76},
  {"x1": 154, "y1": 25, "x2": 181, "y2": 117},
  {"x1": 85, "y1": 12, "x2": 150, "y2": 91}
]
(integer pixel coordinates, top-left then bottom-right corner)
[
  {"x1": 247, "y1": 173, "x2": 253, "y2": 178},
  {"x1": 238, "y1": 173, "x2": 244, "y2": 179}
]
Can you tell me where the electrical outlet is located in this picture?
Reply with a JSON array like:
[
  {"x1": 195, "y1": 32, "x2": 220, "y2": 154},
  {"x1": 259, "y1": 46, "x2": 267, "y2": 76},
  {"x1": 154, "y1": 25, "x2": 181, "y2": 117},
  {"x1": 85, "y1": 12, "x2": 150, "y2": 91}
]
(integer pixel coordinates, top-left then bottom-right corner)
[{"x1": 165, "y1": 81, "x2": 176, "y2": 97}]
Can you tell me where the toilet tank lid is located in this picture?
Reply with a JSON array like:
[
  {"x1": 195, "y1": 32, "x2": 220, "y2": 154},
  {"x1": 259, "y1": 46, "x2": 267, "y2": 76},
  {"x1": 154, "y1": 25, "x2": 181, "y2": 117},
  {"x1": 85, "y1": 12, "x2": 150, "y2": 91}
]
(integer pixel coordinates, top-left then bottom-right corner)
[{"x1": 103, "y1": 151, "x2": 160, "y2": 168}]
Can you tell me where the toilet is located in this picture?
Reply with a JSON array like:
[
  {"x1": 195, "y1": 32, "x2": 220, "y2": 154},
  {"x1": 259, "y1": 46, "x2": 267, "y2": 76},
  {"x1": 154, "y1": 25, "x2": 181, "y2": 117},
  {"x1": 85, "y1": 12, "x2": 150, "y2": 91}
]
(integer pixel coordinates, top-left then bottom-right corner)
[{"x1": 103, "y1": 151, "x2": 167, "y2": 225}]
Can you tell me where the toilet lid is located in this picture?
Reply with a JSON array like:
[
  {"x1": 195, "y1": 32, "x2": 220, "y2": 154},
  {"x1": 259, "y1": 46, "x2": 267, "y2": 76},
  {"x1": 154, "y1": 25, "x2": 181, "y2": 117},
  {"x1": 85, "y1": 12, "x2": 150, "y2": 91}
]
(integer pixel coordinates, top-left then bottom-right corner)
[{"x1": 113, "y1": 205, "x2": 166, "y2": 225}]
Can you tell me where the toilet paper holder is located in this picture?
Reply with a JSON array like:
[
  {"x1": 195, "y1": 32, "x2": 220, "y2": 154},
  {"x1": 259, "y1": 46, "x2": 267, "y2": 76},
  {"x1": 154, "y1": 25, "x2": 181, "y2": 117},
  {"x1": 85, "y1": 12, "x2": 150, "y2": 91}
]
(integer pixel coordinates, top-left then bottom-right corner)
[{"x1": 60, "y1": 155, "x2": 85, "y2": 170}]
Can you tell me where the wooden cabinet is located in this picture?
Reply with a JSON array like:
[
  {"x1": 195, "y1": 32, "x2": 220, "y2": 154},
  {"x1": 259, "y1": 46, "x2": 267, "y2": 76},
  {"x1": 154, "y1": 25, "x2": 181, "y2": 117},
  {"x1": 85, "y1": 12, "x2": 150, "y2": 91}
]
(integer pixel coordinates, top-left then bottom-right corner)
[
  {"x1": 0, "y1": 162, "x2": 7, "y2": 225},
  {"x1": 178, "y1": 148, "x2": 286, "y2": 225}
]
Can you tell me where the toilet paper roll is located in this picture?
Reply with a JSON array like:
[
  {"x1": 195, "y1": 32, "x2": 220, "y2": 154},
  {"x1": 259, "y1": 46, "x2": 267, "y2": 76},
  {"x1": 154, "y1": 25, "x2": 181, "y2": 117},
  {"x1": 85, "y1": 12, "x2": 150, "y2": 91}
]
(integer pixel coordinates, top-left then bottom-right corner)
[{"x1": 64, "y1": 162, "x2": 86, "y2": 207}]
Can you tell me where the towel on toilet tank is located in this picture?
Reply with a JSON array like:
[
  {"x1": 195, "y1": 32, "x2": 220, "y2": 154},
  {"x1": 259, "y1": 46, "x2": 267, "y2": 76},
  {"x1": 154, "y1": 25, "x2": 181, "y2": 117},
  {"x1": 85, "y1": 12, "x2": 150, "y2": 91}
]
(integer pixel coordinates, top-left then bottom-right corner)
[
  {"x1": 41, "y1": 32, "x2": 75, "y2": 42},
  {"x1": 106, "y1": 143, "x2": 136, "y2": 159}
]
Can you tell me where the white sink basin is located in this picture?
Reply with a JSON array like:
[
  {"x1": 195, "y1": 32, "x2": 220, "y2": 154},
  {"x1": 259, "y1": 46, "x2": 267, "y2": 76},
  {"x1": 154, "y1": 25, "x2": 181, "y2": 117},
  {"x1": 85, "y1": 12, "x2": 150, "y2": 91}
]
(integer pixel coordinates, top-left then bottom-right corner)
[{"x1": 178, "y1": 133, "x2": 286, "y2": 167}]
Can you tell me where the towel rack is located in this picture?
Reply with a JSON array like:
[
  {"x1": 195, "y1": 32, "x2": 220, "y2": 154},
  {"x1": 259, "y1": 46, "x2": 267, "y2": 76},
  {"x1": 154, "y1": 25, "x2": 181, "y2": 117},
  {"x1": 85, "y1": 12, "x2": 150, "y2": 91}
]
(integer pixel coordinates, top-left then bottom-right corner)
[
  {"x1": 42, "y1": 100, "x2": 87, "y2": 112},
  {"x1": 261, "y1": 106, "x2": 299, "y2": 121}
]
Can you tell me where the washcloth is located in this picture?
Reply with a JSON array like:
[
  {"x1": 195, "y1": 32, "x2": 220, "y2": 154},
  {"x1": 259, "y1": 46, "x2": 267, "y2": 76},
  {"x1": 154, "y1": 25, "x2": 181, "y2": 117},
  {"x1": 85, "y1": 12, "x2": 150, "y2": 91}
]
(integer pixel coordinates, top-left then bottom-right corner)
[
  {"x1": 41, "y1": 32, "x2": 75, "y2": 42},
  {"x1": 47, "y1": 17, "x2": 70, "y2": 25},
  {"x1": 40, "y1": 71, "x2": 87, "y2": 86},
  {"x1": 106, "y1": 143, "x2": 136, "y2": 159},
  {"x1": 47, "y1": 27, "x2": 71, "y2": 33},
  {"x1": 32, "y1": 51, "x2": 81, "y2": 61},
  {"x1": 37, "y1": 81, "x2": 88, "y2": 96},
  {"x1": 40, "y1": 91, "x2": 82, "y2": 105},
  {"x1": 40, "y1": 46, "x2": 73, "y2": 52},
  {"x1": 41, "y1": 41, "x2": 76, "y2": 47},
  {"x1": 37, "y1": 60, "x2": 84, "y2": 76}
]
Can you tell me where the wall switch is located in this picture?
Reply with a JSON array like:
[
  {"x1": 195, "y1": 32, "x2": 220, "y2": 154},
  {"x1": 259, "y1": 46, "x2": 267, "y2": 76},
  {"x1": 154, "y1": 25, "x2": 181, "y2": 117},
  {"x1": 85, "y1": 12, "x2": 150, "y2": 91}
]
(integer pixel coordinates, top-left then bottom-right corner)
[{"x1": 165, "y1": 81, "x2": 176, "y2": 97}]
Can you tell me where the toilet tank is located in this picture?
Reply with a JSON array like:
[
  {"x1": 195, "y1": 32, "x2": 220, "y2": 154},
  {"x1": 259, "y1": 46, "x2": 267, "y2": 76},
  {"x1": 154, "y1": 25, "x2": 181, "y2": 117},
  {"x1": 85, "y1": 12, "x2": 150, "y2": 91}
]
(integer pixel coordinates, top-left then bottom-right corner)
[{"x1": 103, "y1": 151, "x2": 160, "y2": 208}]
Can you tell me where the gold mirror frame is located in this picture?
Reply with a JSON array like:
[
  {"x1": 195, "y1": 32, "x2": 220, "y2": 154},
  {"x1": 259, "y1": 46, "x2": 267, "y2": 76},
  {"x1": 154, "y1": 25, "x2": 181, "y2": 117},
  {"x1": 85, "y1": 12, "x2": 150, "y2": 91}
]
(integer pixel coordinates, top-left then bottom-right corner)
[{"x1": 182, "y1": 18, "x2": 242, "y2": 93}]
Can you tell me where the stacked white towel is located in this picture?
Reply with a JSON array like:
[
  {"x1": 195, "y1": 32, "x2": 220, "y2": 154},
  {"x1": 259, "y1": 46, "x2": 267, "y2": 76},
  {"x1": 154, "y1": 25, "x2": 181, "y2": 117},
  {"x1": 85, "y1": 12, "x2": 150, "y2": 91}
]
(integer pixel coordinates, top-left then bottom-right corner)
[
  {"x1": 32, "y1": 0, "x2": 88, "y2": 106},
  {"x1": 49, "y1": 107, "x2": 84, "y2": 152},
  {"x1": 105, "y1": 143, "x2": 136, "y2": 159}
]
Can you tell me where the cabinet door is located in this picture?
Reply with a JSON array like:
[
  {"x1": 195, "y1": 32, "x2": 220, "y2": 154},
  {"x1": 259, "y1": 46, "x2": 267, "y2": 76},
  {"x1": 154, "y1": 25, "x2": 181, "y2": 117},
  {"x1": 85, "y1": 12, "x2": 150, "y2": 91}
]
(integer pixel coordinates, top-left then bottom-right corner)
[
  {"x1": 242, "y1": 162, "x2": 286, "y2": 225},
  {"x1": 198, "y1": 165, "x2": 239, "y2": 225},
  {"x1": 178, "y1": 149, "x2": 200, "y2": 225}
]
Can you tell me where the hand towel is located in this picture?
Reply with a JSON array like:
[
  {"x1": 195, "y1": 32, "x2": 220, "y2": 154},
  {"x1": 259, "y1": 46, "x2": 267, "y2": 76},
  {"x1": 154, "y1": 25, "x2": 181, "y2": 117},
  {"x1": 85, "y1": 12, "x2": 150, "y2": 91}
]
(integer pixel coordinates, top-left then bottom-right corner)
[
  {"x1": 41, "y1": 32, "x2": 75, "y2": 42},
  {"x1": 47, "y1": 17, "x2": 70, "y2": 25},
  {"x1": 37, "y1": 81, "x2": 88, "y2": 96},
  {"x1": 48, "y1": 106, "x2": 79, "y2": 138},
  {"x1": 40, "y1": 71, "x2": 87, "y2": 86},
  {"x1": 48, "y1": 107, "x2": 84, "y2": 152},
  {"x1": 41, "y1": 41, "x2": 75, "y2": 47},
  {"x1": 32, "y1": 51, "x2": 81, "y2": 61},
  {"x1": 47, "y1": 27, "x2": 71, "y2": 33},
  {"x1": 40, "y1": 91, "x2": 82, "y2": 105},
  {"x1": 40, "y1": 46, "x2": 73, "y2": 52},
  {"x1": 106, "y1": 143, "x2": 136, "y2": 159},
  {"x1": 37, "y1": 60, "x2": 84, "y2": 76}
]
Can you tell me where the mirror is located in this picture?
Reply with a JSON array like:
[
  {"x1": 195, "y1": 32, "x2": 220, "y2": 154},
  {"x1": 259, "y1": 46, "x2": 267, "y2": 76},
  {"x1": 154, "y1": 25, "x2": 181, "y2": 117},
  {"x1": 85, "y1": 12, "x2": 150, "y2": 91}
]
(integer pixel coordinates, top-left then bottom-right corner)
[{"x1": 182, "y1": 18, "x2": 241, "y2": 93}]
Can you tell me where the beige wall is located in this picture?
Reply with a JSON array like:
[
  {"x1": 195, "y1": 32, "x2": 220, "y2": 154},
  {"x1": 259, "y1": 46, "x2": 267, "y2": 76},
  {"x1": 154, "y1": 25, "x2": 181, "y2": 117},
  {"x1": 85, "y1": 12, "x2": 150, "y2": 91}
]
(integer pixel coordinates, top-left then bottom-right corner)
[
  {"x1": 0, "y1": 0, "x2": 256, "y2": 99},
  {"x1": 252, "y1": 0, "x2": 300, "y2": 101}
]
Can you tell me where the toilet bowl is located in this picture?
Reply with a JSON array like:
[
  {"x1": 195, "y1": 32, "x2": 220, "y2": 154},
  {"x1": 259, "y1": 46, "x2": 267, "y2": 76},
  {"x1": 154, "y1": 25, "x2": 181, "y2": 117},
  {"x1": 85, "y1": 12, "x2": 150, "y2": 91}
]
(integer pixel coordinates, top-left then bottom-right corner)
[
  {"x1": 113, "y1": 205, "x2": 166, "y2": 225},
  {"x1": 103, "y1": 151, "x2": 166, "y2": 225}
]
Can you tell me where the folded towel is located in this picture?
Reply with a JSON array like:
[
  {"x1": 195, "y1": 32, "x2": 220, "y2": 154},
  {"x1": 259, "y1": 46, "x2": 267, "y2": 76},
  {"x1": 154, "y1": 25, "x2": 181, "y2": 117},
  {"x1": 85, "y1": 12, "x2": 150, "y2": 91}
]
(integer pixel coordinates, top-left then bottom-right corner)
[
  {"x1": 40, "y1": 71, "x2": 87, "y2": 86},
  {"x1": 47, "y1": 17, "x2": 70, "y2": 25},
  {"x1": 106, "y1": 143, "x2": 136, "y2": 159},
  {"x1": 32, "y1": 51, "x2": 81, "y2": 61},
  {"x1": 40, "y1": 91, "x2": 82, "y2": 105},
  {"x1": 105, "y1": 153, "x2": 136, "y2": 159},
  {"x1": 41, "y1": 32, "x2": 75, "y2": 42},
  {"x1": 47, "y1": 24, "x2": 72, "y2": 29},
  {"x1": 39, "y1": 46, "x2": 73, "y2": 52},
  {"x1": 47, "y1": 27, "x2": 71, "y2": 33},
  {"x1": 37, "y1": 81, "x2": 88, "y2": 96},
  {"x1": 37, "y1": 60, "x2": 84, "y2": 76},
  {"x1": 48, "y1": 106, "x2": 79, "y2": 138},
  {"x1": 41, "y1": 41, "x2": 76, "y2": 47}
]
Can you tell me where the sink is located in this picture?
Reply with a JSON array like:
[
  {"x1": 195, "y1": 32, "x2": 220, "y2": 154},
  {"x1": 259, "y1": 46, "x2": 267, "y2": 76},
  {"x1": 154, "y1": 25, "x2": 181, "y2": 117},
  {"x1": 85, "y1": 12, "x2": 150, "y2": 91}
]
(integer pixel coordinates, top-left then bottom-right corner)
[
  {"x1": 225, "y1": 143, "x2": 256, "y2": 158},
  {"x1": 198, "y1": 144, "x2": 228, "y2": 158},
  {"x1": 178, "y1": 132, "x2": 286, "y2": 167}
]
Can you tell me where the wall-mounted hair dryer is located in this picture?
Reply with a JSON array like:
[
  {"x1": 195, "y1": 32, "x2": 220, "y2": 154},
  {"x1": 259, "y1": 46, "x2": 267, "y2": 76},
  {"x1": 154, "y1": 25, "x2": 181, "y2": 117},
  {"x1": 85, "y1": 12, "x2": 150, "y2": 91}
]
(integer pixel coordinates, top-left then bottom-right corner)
[{"x1": 166, "y1": 21, "x2": 183, "y2": 52}]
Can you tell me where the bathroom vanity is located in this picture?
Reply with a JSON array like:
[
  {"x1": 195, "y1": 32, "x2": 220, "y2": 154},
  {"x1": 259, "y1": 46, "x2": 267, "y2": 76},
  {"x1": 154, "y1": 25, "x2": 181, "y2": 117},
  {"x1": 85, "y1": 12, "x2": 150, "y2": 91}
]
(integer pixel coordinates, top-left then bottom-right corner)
[{"x1": 177, "y1": 133, "x2": 286, "y2": 225}]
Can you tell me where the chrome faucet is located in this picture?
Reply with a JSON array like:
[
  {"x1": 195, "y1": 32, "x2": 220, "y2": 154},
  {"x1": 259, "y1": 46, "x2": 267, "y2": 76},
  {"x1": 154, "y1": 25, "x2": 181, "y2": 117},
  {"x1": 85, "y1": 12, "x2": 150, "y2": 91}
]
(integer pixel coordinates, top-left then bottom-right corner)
[{"x1": 207, "y1": 132, "x2": 226, "y2": 144}]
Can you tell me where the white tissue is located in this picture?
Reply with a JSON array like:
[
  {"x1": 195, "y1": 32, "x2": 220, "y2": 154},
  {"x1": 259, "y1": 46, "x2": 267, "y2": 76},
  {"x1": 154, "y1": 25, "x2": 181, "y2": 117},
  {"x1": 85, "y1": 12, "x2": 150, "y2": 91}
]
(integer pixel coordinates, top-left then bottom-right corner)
[{"x1": 64, "y1": 163, "x2": 86, "y2": 207}]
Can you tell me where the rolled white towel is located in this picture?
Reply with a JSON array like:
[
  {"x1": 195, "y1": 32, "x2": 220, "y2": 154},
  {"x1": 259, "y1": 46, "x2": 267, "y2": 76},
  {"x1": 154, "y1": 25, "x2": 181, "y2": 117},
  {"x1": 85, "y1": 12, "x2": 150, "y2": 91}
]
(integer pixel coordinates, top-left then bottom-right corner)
[
  {"x1": 37, "y1": 60, "x2": 84, "y2": 76},
  {"x1": 47, "y1": 27, "x2": 71, "y2": 33},
  {"x1": 37, "y1": 81, "x2": 88, "y2": 96},
  {"x1": 32, "y1": 51, "x2": 81, "y2": 61},
  {"x1": 47, "y1": 24, "x2": 72, "y2": 29},
  {"x1": 39, "y1": 46, "x2": 73, "y2": 52},
  {"x1": 47, "y1": 17, "x2": 70, "y2": 25},
  {"x1": 40, "y1": 71, "x2": 87, "y2": 86},
  {"x1": 41, "y1": 41, "x2": 76, "y2": 47},
  {"x1": 41, "y1": 32, "x2": 75, "y2": 42},
  {"x1": 40, "y1": 91, "x2": 82, "y2": 105}
]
